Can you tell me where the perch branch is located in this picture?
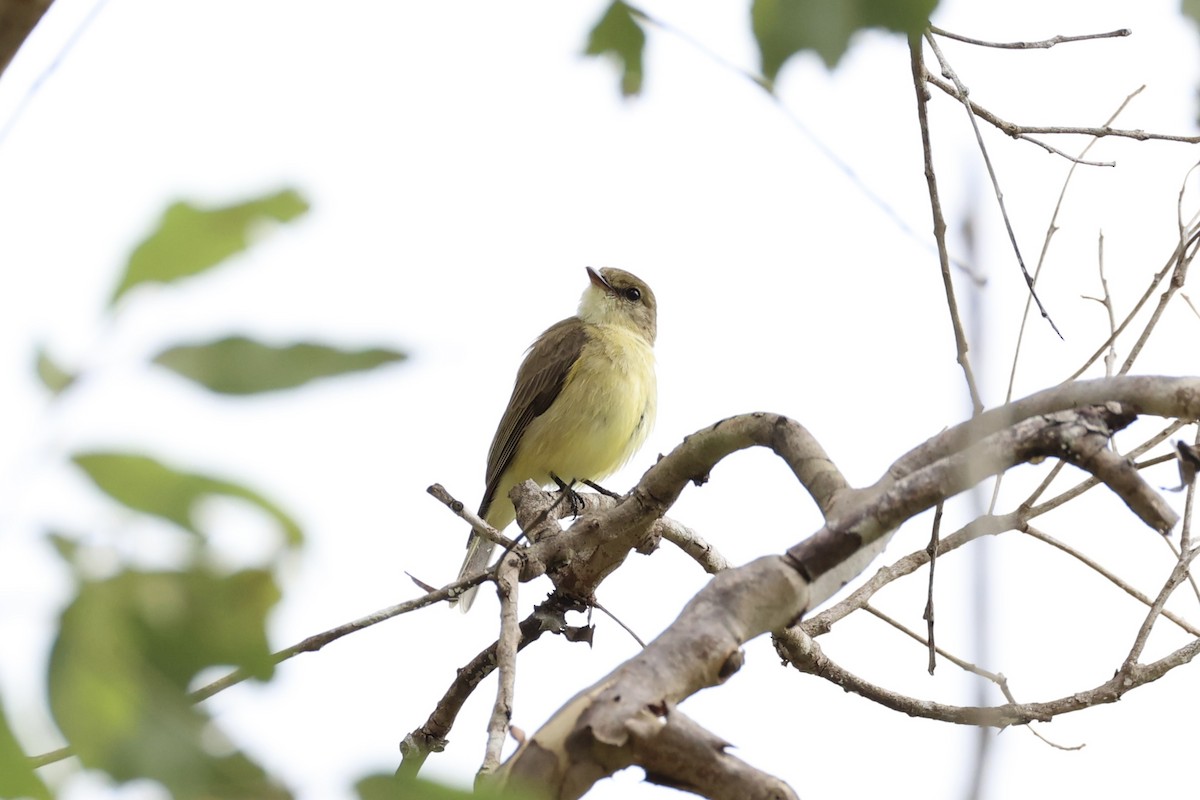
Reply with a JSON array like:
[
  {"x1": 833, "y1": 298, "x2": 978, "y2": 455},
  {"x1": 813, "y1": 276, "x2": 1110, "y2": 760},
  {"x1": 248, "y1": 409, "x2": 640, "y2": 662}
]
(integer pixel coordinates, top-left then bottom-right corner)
[
  {"x1": 480, "y1": 554, "x2": 522, "y2": 778},
  {"x1": 495, "y1": 384, "x2": 1192, "y2": 797}
]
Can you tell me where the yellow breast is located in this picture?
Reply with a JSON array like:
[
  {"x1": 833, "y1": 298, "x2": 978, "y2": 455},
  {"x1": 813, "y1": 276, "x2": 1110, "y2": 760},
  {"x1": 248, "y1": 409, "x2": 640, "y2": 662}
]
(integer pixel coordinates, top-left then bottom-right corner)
[{"x1": 489, "y1": 321, "x2": 656, "y2": 527}]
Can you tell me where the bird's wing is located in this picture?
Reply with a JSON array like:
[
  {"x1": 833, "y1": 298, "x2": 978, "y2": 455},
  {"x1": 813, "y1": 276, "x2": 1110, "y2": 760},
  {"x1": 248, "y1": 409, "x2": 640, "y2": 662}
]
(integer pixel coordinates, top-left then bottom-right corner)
[{"x1": 479, "y1": 317, "x2": 588, "y2": 519}]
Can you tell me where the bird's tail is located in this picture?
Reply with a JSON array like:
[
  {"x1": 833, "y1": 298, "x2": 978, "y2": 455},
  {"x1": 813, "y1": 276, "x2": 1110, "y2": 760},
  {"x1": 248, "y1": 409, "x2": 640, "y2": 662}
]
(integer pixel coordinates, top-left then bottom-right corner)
[{"x1": 451, "y1": 532, "x2": 496, "y2": 613}]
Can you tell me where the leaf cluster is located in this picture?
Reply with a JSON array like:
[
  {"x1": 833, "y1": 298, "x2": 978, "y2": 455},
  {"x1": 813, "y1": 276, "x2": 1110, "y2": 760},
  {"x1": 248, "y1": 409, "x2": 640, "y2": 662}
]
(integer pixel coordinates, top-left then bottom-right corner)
[{"x1": 2, "y1": 189, "x2": 406, "y2": 799}]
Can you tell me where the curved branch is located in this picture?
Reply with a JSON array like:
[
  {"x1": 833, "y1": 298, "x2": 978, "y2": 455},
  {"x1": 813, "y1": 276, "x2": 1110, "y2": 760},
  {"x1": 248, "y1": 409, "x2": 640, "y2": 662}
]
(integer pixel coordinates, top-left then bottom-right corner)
[
  {"x1": 609, "y1": 706, "x2": 797, "y2": 800},
  {"x1": 891, "y1": 375, "x2": 1200, "y2": 479},
  {"x1": 515, "y1": 413, "x2": 846, "y2": 601},
  {"x1": 495, "y1": 381, "x2": 1197, "y2": 798},
  {"x1": 776, "y1": 628, "x2": 1200, "y2": 727},
  {"x1": 497, "y1": 555, "x2": 808, "y2": 799},
  {"x1": 926, "y1": 73, "x2": 1200, "y2": 144},
  {"x1": 397, "y1": 594, "x2": 587, "y2": 777}
]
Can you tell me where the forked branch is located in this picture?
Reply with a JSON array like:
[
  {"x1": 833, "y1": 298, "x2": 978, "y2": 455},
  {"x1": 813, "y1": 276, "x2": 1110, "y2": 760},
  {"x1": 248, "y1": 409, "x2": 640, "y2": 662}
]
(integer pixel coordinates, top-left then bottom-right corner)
[{"x1": 491, "y1": 377, "x2": 1198, "y2": 799}]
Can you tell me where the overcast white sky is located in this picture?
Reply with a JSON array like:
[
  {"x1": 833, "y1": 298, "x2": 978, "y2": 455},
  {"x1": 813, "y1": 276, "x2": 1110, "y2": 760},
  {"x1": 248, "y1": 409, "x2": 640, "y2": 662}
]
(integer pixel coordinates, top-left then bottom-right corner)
[{"x1": 1, "y1": 1, "x2": 1199, "y2": 799}]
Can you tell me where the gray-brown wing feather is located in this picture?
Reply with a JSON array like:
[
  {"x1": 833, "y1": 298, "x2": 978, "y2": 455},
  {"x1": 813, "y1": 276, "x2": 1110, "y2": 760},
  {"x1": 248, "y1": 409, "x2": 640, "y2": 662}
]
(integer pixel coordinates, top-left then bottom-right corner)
[{"x1": 478, "y1": 317, "x2": 588, "y2": 519}]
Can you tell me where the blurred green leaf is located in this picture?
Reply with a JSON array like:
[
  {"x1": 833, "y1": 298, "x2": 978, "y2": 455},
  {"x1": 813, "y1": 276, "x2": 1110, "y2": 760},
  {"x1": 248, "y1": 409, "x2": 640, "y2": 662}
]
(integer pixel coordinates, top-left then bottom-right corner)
[
  {"x1": 46, "y1": 530, "x2": 81, "y2": 563},
  {"x1": 110, "y1": 188, "x2": 309, "y2": 305},
  {"x1": 752, "y1": 0, "x2": 938, "y2": 78},
  {"x1": 0, "y1": 699, "x2": 50, "y2": 800},
  {"x1": 72, "y1": 452, "x2": 303, "y2": 546},
  {"x1": 366, "y1": 773, "x2": 536, "y2": 800},
  {"x1": 1185, "y1": 0, "x2": 1200, "y2": 26},
  {"x1": 49, "y1": 568, "x2": 284, "y2": 798},
  {"x1": 153, "y1": 336, "x2": 407, "y2": 395},
  {"x1": 585, "y1": 1, "x2": 646, "y2": 96},
  {"x1": 35, "y1": 346, "x2": 76, "y2": 395}
]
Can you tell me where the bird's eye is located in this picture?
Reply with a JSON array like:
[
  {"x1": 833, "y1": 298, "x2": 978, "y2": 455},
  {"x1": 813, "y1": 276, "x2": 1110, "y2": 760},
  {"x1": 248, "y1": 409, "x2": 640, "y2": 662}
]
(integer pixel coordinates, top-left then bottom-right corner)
[{"x1": 624, "y1": 287, "x2": 641, "y2": 302}]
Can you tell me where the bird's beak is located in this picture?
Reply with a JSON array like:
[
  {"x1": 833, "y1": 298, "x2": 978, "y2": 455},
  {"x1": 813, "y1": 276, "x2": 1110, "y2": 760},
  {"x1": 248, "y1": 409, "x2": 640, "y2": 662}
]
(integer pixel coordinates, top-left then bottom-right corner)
[{"x1": 586, "y1": 266, "x2": 611, "y2": 292}]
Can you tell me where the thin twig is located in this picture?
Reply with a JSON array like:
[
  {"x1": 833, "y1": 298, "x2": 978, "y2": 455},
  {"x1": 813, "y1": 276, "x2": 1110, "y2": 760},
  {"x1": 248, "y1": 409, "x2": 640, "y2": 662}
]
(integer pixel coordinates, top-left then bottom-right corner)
[
  {"x1": 866, "y1": 604, "x2": 1005, "y2": 685},
  {"x1": 397, "y1": 595, "x2": 586, "y2": 778},
  {"x1": 1109, "y1": 172, "x2": 1200, "y2": 375},
  {"x1": 1025, "y1": 724, "x2": 1086, "y2": 752},
  {"x1": 480, "y1": 556, "x2": 521, "y2": 778},
  {"x1": 1078, "y1": 231, "x2": 1119, "y2": 376},
  {"x1": 623, "y1": 3, "x2": 980, "y2": 280},
  {"x1": 803, "y1": 428, "x2": 1188, "y2": 647},
  {"x1": 1022, "y1": 525, "x2": 1200, "y2": 638},
  {"x1": 1119, "y1": 224, "x2": 1200, "y2": 374},
  {"x1": 868, "y1": 599, "x2": 1089, "y2": 756},
  {"x1": 1156, "y1": 533, "x2": 1200, "y2": 608},
  {"x1": 32, "y1": 572, "x2": 492, "y2": 769},
  {"x1": 929, "y1": 25, "x2": 1131, "y2": 50},
  {"x1": 992, "y1": 90, "x2": 1146, "y2": 520},
  {"x1": 1065, "y1": 165, "x2": 1200, "y2": 381},
  {"x1": 924, "y1": 502, "x2": 943, "y2": 674},
  {"x1": 1120, "y1": 546, "x2": 1200, "y2": 672},
  {"x1": 801, "y1": 513, "x2": 1021, "y2": 637},
  {"x1": 924, "y1": 31, "x2": 1062, "y2": 339},
  {"x1": 783, "y1": 627, "x2": 1200, "y2": 728},
  {"x1": 926, "y1": 75, "x2": 1200, "y2": 144},
  {"x1": 1009, "y1": 136, "x2": 1115, "y2": 167},
  {"x1": 1180, "y1": 428, "x2": 1200, "y2": 555},
  {"x1": 908, "y1": 34, "x2": 984, "y2": 413},
  {"x1": 1182, "y1": 293, "x2": 1200, "y2": 321},
  {"x1": 593, "y1": 597, "x2": 647, "y2": 648},
  {"x1": 192, "y1": 574, "x2": 488, "y2": 703},
  {"x1": 428, "y1": 483, "x2": 519, "y2": 551}
]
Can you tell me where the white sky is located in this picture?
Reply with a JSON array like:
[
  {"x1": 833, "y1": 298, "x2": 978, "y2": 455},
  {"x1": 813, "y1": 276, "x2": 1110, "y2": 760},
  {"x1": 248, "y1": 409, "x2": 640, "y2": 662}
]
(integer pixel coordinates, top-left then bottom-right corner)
[{"x1": 1, "y1": 1, "x2": 1199, "y2": 799}]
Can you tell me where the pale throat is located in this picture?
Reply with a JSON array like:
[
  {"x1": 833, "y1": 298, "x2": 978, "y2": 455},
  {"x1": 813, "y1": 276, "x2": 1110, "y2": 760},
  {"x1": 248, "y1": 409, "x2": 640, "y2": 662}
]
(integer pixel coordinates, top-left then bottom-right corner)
[{"x1": 578, "y1": 290, "x2": 650, "y2": 341}]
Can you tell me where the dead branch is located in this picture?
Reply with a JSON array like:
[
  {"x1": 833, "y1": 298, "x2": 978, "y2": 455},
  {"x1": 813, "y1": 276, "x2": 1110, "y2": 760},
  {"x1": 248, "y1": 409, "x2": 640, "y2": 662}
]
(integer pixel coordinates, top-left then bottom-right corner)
[{"x1": 492, "y1": 379, "x2": 1198, "y2": 797}]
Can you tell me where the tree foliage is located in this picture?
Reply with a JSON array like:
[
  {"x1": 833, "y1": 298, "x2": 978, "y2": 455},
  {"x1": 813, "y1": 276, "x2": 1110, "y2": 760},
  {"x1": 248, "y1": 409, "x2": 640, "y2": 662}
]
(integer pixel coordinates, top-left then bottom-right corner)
[
  {"x1": 4, "y1": 3, "x2": 1200, "y2": 800},
  {"x1": 4, "y1": 188, "x2": 406, "y2": 799}
]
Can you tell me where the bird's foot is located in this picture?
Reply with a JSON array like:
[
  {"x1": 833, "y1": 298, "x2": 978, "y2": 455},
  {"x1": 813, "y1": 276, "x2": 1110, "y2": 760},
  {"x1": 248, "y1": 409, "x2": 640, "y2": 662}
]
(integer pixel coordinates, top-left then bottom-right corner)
[{"x1": 550, "y1": 472, "x2": 585, "y2": 518}]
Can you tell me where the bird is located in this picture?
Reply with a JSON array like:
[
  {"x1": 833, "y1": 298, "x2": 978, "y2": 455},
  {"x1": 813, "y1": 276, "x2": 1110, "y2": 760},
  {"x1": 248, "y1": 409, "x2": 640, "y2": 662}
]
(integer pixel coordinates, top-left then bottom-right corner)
[{"x1": 453, "y1": 266, "x2": 657, "y2": 611}]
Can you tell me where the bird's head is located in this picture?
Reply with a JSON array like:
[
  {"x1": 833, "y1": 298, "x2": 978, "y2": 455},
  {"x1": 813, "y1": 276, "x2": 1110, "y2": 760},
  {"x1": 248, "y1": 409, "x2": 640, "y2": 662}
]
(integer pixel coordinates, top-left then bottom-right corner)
[{"x1": 578, "y1": 267, "x2": 657, "y2": 345}]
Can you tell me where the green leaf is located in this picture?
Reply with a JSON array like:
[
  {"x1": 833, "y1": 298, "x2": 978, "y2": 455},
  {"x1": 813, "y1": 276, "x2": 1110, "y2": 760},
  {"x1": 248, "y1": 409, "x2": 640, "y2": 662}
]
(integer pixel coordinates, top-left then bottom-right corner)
[
  {"x1": 72, "y1": 452, "x2": 303, "y2": 546},
  {"x1": 153, "y1": 337, "x2": 407, "y2": 395},
  {"x1": 49, "y1": 568, "x2": 285, "y2": 799},
  {"x1": 368, "y1": 773, "x2": 536, "y2": 800},
  {"x1": 585, "y1": 1, "x2": 646, "y2": 97},
  {"x1": 752, "y1": 0, "x2": 938, "y2": 78},
  {"x1": 46, "y1": 530, "x2": 81, "y2": 563},
  {"x1": 0, "y1": 699, "x2": 50, "y2": 800},
  {"x1": 1185, "y1": 0, "x2": 1200, "y2": 27},
  {"x1": 110, "y1": 188, "x2": 309, "y2": 305},
  {"x1": 35, "y1": 345, "x2": 76, "y2": 395}
]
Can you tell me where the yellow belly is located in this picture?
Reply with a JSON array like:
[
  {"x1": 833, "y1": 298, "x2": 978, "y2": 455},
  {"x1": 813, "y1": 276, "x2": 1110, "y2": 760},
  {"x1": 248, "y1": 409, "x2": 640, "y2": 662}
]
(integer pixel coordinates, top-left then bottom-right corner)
[{"x1": 485, "y1": 322, "x2": 656, "y2": 530}]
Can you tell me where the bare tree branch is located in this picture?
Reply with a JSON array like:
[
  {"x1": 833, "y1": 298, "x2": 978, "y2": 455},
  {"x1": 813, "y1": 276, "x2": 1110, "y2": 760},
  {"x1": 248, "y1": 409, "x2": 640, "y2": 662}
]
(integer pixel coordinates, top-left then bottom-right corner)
[
  {"x1": 190, "y1": 572, "x2": 488, "y2": 705},
  {"x1": 398, "y1": 595, "x2": 588, "y2": 778},
  {"x1": 1023, "y1": 525, "x2": 1200, "y2": 638},
  {"x1": 429, "y1": 482, "x2": 519, "y2": 553},
  {"x1": 923, "y1": 31, "x2": 1062, "y2": 338},
  {"x1": 480, "y1": 555, "x2": 522, "y2": 778},
  {"x1": 908, "y1": 34, "x2": 984, "y2": 413},
  {"x1": 493, "y1": 379, "x2": 1198, "y2": 797},
  {"x1": 926, "y1": 74, "x2": 1200, "y2": 144},
  {"x1": 776, "y1": 625, "x2": 1200, "y2": 727},
  {"x1": 929, "y1": 25, "x2": 1131, "y2": 49}
]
